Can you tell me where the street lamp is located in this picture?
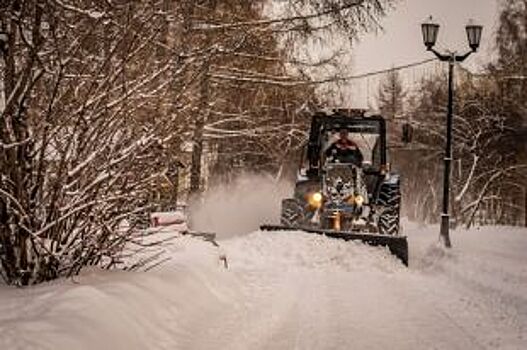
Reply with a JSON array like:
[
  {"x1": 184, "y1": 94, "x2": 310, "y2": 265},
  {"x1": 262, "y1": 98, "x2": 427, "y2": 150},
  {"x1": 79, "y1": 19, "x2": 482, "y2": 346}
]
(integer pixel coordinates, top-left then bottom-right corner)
[{"x1": 421, "y1": 16, "x2": 483, "y2": 248}]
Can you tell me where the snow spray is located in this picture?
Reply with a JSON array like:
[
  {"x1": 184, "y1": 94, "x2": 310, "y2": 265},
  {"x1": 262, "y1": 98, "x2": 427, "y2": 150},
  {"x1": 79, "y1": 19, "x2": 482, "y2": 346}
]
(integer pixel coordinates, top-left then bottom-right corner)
[{"x1": 188, "y1": 174, "x2": 292, "y2": 239}]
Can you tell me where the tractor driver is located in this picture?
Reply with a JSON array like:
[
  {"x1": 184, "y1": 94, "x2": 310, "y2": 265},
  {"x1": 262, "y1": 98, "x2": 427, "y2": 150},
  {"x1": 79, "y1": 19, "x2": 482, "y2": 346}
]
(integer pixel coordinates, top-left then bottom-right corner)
[{"x1": 325, "y1": 128, "x2": 364, "y2": 166}]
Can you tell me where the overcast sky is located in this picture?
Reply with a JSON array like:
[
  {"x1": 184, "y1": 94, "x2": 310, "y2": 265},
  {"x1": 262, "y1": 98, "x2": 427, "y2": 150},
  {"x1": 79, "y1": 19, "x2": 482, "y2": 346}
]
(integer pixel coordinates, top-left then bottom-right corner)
[{"x1": 352, "y1": 0, "x2": 500, "y2": 74}]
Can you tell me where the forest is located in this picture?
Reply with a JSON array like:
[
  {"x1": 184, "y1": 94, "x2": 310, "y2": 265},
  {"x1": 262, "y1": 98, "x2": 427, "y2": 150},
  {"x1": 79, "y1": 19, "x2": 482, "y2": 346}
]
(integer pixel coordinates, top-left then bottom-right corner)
[{"x1": 1, "y1": 0, "x2": 526, "y2": 285}]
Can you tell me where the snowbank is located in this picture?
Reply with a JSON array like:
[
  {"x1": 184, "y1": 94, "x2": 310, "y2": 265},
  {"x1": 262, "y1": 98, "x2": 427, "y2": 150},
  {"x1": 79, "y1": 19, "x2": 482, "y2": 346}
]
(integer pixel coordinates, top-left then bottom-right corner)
[
  {"x1": 0, "y1": 237, "x2": 231, "y2": 350},
  {"x1": 1, "y1": 223, "x2": 526, "y2": 349}
]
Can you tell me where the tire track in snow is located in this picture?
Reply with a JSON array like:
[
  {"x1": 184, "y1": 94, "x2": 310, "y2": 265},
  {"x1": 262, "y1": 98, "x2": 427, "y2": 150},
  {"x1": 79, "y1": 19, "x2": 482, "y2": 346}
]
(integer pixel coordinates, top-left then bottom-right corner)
[{"x1": 186, "y1": 229, "x2": 526, "y2": 350}]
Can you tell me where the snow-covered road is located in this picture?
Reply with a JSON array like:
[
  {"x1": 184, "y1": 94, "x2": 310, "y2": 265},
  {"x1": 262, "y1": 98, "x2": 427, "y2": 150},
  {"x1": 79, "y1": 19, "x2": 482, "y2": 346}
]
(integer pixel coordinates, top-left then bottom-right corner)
[
  {"x1": 184, "y1": 227, "x2": 527, "y2": 350},
  {"x1": 1, "y1": 224, "x2": 526, "y2": 349}
]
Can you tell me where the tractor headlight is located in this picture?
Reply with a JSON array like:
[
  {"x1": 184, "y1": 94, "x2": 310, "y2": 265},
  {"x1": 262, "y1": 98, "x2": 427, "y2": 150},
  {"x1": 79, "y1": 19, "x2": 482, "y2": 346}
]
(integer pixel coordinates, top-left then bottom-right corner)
[
  {"x1": 354, "y1": 195, "x2": 364, "y2": 206},
  {"x1": 308, "y1": 192, "x2": 323, "y2": 208}
]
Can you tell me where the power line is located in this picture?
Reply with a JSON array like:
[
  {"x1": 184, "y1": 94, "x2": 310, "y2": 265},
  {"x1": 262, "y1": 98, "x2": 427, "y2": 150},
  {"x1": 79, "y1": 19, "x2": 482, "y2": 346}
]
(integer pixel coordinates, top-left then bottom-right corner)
[
  {"x1": 210, "y1": 57, "x2": 485, "y2": 89},
  {"x1": 342, "y1": 57, "x2": 487, "y2": 82},
  {"x1": 341, "y1": 58, "x2": 438, "y2": 81}
]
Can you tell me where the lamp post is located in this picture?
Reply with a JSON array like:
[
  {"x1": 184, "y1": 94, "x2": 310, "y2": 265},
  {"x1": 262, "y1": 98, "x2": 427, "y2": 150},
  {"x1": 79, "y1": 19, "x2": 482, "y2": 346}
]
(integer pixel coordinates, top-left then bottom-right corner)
[{"x1": 421, "y1": 16, "x2": 483, "y2": 248}]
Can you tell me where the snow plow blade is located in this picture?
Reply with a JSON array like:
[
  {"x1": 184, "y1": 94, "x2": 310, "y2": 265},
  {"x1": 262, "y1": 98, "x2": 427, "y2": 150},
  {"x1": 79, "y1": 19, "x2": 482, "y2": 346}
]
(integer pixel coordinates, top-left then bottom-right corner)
[{"x1": 260, "y1": 225, "x2": 408, "y2": 266}]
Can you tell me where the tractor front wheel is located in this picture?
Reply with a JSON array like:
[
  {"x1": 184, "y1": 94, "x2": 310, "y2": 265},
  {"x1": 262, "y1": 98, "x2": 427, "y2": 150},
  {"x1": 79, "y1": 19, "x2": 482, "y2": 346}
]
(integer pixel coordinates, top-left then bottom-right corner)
[{"x1": 280, "y1": 198, "x2": 306, "y2": 227}]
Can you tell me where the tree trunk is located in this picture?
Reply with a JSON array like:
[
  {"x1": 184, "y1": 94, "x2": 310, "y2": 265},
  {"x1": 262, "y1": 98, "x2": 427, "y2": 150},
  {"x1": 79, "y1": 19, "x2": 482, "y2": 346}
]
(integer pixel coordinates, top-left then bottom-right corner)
[{"x1": 190, "y1": 62, "x2": 209, "y2": 194}]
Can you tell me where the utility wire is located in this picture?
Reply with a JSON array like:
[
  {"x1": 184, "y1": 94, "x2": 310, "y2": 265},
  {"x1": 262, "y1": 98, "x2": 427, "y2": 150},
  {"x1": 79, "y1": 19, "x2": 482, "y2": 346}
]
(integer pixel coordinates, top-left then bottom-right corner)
[
  {"x1": 340, "y1": 58, "x2": 438, "y2": 81},
  {"x1": 211, "y1": 57, "x2": 485, "y2": 87},
  {"x1": 342, "y1": 57, "x2": 488, "y2": 82}
]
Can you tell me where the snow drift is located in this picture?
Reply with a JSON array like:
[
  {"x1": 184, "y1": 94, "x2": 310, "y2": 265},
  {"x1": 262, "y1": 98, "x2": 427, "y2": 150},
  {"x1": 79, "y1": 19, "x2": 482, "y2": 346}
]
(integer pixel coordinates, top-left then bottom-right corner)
[{"x1": 1, "y1": 223, "x2": 526, "y2": 349}]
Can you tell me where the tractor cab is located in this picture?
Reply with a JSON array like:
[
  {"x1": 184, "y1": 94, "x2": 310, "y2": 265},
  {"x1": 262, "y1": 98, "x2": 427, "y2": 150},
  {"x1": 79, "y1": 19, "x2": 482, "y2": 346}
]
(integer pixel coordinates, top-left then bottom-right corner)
[
  {"x1": 305, "y1": 111, "x2": 387, "y2": 177},
  {"x1": 322, "y1": 123, "x2": 381, "y2": 170}
]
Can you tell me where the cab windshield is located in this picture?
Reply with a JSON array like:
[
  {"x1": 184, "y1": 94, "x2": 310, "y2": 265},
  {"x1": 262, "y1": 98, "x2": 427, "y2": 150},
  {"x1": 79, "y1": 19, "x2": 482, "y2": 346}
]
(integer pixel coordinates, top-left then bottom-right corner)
[{"x1": 322, "y1": 129, "x2": 381, "y2": 170}]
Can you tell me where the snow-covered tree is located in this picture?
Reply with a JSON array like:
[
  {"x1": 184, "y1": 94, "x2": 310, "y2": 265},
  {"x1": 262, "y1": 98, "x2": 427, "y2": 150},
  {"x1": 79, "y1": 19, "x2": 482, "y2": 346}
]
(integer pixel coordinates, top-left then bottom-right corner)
[
  {"x1": 377, "y1": 68, "x2": 406, "y2": 120},
  {"x1": 183, "y1": 0, "x2": 395, "y2": 190},
  {"x1": 396, "y1": 1, "x2": 527, "y2": 227},
  {"x1": 400, "y1": 71, "x2": 526, "y2": 227},
  {"x1": 0, "y1": 1, "x2": 200, "y2": 285},
  {"x1": 0, "y1": 0, "x2": 394, "y2": 285}
]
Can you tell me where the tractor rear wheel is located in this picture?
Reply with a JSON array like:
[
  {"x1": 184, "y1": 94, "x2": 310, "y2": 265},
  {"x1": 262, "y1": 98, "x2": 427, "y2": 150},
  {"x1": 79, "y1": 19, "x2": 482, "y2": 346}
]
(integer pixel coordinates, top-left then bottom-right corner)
[{"x1": 377, "y1": 184, "x2": 401, "y2": 235}]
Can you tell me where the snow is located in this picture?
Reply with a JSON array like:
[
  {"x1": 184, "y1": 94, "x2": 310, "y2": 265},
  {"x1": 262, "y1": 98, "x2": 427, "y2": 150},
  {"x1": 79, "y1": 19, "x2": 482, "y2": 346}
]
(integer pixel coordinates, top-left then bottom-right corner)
[
  {"x1": 1, "y1": 223, "x2": 526, "y2": 349},
  {"x1": 188, "y1": 175, "x2": 291, "y2": 239}
]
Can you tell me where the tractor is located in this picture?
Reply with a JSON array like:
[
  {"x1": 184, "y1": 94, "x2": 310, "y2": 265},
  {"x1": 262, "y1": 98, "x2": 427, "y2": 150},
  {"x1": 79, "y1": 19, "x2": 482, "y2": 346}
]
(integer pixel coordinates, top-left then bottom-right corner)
[{"x1": 261, "y1": 109, "x2": 408, "y2": 265}]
